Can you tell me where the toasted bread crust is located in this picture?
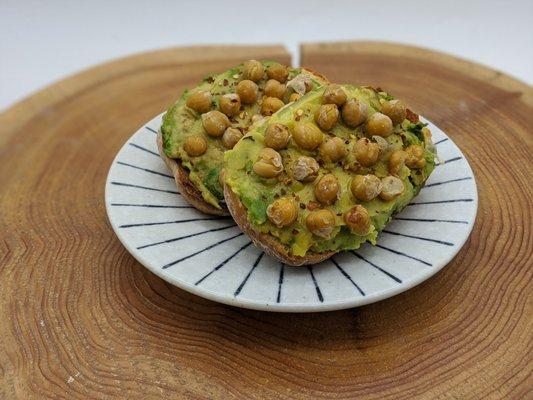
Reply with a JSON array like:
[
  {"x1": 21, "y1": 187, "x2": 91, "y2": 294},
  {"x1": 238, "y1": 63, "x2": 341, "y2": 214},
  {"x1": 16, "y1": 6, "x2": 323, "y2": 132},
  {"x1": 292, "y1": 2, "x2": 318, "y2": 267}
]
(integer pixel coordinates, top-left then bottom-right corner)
[
  {"x1": 224, "y1": 184, "x2": 335, "y2": 266},
  {"x1": 157, "y1": 131, "x2": 229, "y2": 216}
]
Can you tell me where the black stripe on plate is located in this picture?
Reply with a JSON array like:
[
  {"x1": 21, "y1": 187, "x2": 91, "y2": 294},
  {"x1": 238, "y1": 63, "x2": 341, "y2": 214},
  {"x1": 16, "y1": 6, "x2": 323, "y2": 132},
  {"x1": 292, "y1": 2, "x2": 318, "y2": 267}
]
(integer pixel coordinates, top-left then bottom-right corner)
[
  {"x1": 351, "y1": 252, "x2": 402, "y2": 283},
  {"x1": 145, "y1": 126, "x2": 158, "y2": 134},
  {"x1": 424, "y1": 176, "x2": 472, "y2": 188},
  {"x1": 137, "y1": 224, "x2": 236, "y2": 249},
  {"x1": 375, "y1": 244, "x2": 432, "y2": 266},
  {"x1": 424, "y1": 177, "x2": 472, "y2": 188},
  {"x1": 443, "y1": 156, "x2": 462, "y2": 164},
  {"x1": 195, "y1": 241, "x2": 253, "y2": 285},
  {"x1": 307, "y1": 266, "x2": 324, "y2": 302},
  {"x1": 330, "y1": 258, "x2": 365, "y2": 296},
  {"x1": 120, "y1": 217, "x2": 229, "y2": 228},
  {"x1": 116, "y1": 161, "x2": 173, "y2": 179},
  {"x1": 276, "y1": 264, "x2": 285, "y2": 303},
  {"x1": 110, "y1": 203, "x2": 194, "y2": 209},
  {"x1": 395, "y1": 217, "x2": 468, "y2": 224},
  {"x1": 162, "y1": 232, "x2": 244, "y2": 269},
  {"x1": 382, "y1": 230, "x2": 454, "y2": 246},
  {"x1": 434, "y1": 138, "x2": 448, "y2": 145},
  {"x1": 110, "y1": 181, "x2": 179, "y2": 194},
  {"x1": 129, "y1": 143, "x2": 159, "y2": 156},
  {"x1": 408, "y1": 198, "x2": 473, "y2": 206},
  {"x1": 234, "y1": 252, "x2": 265, "y2": 296}
]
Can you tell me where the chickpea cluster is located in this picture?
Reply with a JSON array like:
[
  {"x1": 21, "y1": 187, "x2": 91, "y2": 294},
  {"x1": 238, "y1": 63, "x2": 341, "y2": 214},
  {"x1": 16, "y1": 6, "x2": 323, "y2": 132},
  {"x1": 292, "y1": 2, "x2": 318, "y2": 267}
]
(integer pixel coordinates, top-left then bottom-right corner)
[
  {"x1": 184, "y1": 70, "x2": 428, "y2": 243},
  {"x1": 183, "y1": 60, "x2": 298, "y2": 160},
  {"x1": 258, "y1": 84, "x2": 423, "y2": 239}
]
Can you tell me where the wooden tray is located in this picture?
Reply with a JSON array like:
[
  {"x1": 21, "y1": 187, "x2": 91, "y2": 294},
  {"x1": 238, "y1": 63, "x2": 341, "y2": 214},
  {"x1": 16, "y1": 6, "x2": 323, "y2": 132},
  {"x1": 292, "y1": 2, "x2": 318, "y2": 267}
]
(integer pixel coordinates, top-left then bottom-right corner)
[{"x1": 0, "y1": 42, "x2": 531, "y2": 399}]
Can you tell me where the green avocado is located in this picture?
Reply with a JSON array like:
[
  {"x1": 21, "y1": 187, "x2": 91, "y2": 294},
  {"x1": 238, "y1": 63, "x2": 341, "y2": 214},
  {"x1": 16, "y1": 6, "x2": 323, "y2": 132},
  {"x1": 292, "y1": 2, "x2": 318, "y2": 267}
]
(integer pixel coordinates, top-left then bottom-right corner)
[
  {"x1": 160, "y1": 61, "x2": 328, "y2": 209},
  {"x1": 225, "y1": 85, "x2": 437, "y2": 256}
]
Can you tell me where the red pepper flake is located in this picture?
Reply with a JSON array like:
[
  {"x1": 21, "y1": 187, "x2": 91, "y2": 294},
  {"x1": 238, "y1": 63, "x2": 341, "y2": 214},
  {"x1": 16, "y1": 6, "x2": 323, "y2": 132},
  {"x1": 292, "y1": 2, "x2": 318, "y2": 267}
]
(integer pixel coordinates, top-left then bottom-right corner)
[
  {"x1": 223, "y1": 79, "x2": 229, "y2": 86},
  {"x1": 299, "y1": 203, "x2": 306, "y2": 209},
  {"x1": 292, "y1": 229, "x2": 299, "y2": 235}
]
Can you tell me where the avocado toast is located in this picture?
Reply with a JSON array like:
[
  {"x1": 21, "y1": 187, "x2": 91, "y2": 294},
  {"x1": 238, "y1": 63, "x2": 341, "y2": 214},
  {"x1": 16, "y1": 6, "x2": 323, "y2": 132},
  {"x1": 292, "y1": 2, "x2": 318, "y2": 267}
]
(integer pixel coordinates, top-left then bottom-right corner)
[
  {"x1": 158, "y1": 60, "x2": 329, "y2": 215},
  {"x1": 224, "y1": 84, "x2": 437, "y2": 266}
]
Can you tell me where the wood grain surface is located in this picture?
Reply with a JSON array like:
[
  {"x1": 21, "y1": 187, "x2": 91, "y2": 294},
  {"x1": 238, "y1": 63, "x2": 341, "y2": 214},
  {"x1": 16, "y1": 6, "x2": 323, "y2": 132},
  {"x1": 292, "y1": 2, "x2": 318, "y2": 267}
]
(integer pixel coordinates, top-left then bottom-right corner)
[{"x1": 0, "y1": 42, "x2": 531, "y2": 399}]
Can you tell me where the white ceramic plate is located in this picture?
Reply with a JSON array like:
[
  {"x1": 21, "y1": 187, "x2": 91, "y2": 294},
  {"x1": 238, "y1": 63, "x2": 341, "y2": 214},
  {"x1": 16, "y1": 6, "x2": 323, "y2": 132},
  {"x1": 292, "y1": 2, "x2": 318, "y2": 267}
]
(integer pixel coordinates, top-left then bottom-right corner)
[{"x1": 105, "y1": 113, "x2": 477, "y2": 312}]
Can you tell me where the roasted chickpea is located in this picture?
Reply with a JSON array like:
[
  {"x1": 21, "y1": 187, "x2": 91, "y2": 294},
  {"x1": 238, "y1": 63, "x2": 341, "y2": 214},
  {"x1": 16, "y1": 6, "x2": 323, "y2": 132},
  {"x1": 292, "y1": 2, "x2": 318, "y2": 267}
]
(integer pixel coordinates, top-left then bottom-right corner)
[
  {"x1": 261, "y1": 97, "x2": 285, "y2": 116},
  {"x1": 289, "y1": 93, "x2": 301, "y2": 103},
  {"x1": 243, "y1": 59, "x2": 264, "y2": 82},
  {"x1": 236, "y1": 80, "x2": 259, "y2": 104},
  {"x1": 286, "y1": 74, "x2": 312, "y2": 95},
  {"x1": 202, "y1": 110, "x2": 230, "y2": 137},
  {"x1": 306, "y1": 209, "x2": 336, "y2": 239},
  {"x1": 315, "y1": 104, "x2": 339, "y2": 131},
  {"x1": 354, "y1": 137, "x2": 380, "y2": 167},
  {"x1": 264, "y1": 123, "x2": 290, "y2": 150},
  {"x1": 388, "y1": 149, "x2": 406, "y2": 175},
  {"x1": 264, "y1": 79, "x2": 287, "y2": 99},
  {"x1": 183, "y1": 135, "x2": 207, "y2": 157},
  {"x1": 292, "y1": 122, "x2": 323, "y2": 151},
  {"x1": 344, "y1": 205, "x2": 371, "y2": 235},
  {"x1": 405, "y1": 145, "x2": 426, "y2": 169},
  {"x1": 221, "y1": 127, "x2": 243, "y2": 149},
  {"x1": 319, "y1": 137, "x2": 347, "y2": 163},
  {"x1": 381, "y1": 99, "x2": 406, "y2": 125},
  {"x1": 218, "y1": 93, "x2": 241, "y2": 117},
  {"x1": 266, "y1": 63, "x2": 289, "y2": 83},
  {"x1": 186, "y1": 90, "x2": 212, "y2": 113},
  {"x1": 253, "y1": 148, "x2": 283, "y2": 178},
  {"x1": 342, "y1": 98, "x2": 368, "y2": 127},
  {"x1": 315, "y1": 174, "x2": 340, "y2": 205},
  {"x1": 365, "y1": 112, "x2": 393, "y2": 137},
  {"x1": 351, "y1": 174, "x2": 382, "y2": 202},
  {"x1": 292, "y1": 156, "x2": 319, "y2": 182},
  {"x1": 323, "y1": 84, "x2": 347, "y2": 106},
  {"x1": 303, "y1": 78, "x2": 313, "y2": 93},
  {"x1": 380, "y1": 176, "x2": 404, "y2": 201},
  {"x1": 267, "y1": 197, "x2": 298, "y2": 228}
]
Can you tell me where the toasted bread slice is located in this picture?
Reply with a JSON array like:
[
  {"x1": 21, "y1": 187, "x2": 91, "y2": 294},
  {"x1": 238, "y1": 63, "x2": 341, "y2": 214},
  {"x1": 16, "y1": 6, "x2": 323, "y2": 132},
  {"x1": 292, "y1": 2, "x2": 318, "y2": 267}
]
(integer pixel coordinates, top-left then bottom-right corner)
[
  {"x1": 224, "y1": 183, "x2": 334, "y2": 266},
  {"x1": 159, "y1": 61, "x2": 329, "y2": 216},
  {"x1": 157, "y1": 131, "x2": 229, "y2": 216},
  {"x1": 223, "y1": 84, "x2": 436, "y2": 266}
]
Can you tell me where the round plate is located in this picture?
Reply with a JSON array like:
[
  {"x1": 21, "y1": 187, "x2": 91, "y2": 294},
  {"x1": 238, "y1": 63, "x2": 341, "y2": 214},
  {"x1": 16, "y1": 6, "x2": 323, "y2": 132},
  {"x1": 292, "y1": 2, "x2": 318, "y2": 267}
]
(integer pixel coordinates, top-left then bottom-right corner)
[{"x1": 105, "y1": 113, "x2": 477, "y2": 312}]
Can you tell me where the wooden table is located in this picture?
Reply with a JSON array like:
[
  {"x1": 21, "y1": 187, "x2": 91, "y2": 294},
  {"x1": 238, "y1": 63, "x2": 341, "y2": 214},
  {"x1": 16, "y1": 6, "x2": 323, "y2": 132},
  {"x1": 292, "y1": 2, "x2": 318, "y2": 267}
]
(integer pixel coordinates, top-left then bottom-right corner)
[{"x1": 0, "y1": 42, "x2": 531, "y2": 399}]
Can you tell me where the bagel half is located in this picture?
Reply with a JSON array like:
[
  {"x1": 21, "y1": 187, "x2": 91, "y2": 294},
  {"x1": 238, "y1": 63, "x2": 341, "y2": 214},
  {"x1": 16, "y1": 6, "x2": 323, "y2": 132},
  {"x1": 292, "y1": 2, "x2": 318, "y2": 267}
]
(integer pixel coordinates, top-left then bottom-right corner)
[
  {"x1": 223, "y1": 84, "x2": 437, "y2": 266},
  {"x1": 159, "y1": 61, "x2": 329, "y2": 216}
]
